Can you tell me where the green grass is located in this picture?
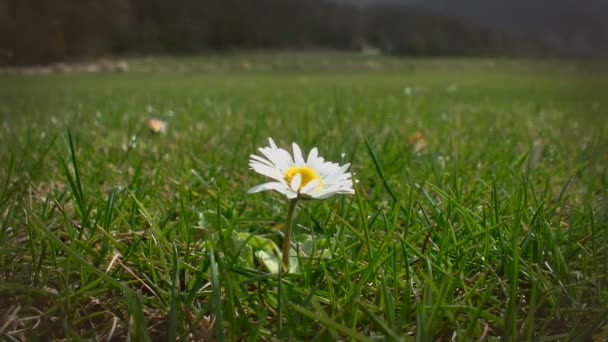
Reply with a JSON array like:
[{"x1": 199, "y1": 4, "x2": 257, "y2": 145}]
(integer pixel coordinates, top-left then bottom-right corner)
[{"x1": 1, "y1": 53, "x2": 607, "y2": 341}]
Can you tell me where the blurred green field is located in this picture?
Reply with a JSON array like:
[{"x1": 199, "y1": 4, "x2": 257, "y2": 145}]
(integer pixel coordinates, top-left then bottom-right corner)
[{"x1": 1, "y1": 53, "x2": 607, "y2": 341}]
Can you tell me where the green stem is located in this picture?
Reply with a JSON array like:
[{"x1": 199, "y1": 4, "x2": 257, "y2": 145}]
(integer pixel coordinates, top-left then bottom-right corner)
[{"x1": 282, "y1": 198, "x2": 298, "y2": 271}]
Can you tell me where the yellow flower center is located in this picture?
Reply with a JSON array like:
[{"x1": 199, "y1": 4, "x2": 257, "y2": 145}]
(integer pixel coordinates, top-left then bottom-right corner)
[{"x1": 285, "y1": 166, "x2": 322, "y2": 191}]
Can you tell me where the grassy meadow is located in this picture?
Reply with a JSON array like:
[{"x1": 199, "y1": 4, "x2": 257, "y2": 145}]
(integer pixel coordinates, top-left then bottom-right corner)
[{"x1": 1, "y1": 53, "x2": 607, "y2": 341}]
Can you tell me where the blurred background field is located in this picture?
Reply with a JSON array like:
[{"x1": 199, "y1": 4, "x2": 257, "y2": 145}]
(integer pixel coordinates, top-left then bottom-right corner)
[{"x1": 2, "y1": 53, "x2": 607, "y2": 193}]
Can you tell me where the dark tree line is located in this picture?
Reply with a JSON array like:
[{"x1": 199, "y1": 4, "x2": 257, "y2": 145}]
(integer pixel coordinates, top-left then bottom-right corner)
[{"x1": 0, "y1": 0, "x2": 553, "y2": 65}]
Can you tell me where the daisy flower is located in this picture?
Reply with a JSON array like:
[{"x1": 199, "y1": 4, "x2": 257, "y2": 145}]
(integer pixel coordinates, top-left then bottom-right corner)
[
  {"x1": 248, "y1": 137, "x2": 355, "y2": 271},
  {"x1": 248, "y1": 138, "x2": 355, "y2": 200}
]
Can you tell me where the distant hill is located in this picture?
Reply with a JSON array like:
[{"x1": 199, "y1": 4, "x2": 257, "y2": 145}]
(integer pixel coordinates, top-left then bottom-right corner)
[
  {"x1": 2, "y1": 0, "x2": 602, "y2": 65},
  {"x1": 344, "y1": 0, "x2": 608, "y2": 57}
]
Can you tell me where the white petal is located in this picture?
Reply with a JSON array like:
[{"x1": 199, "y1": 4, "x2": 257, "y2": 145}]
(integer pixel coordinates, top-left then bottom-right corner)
[
  {"x1": 292, "y1": 143, "x2": 305, "y2": 166},
  {"x1": 247, "y1": 181, "x2": 287, "y2": 194},
  {"x1": 276, "y1": 148, "x2": 295, "y2": 170},
  {"x1": 307, "y1": 147, "x2": 318, "y2": 165},
  {"x1": 258, "y1": 147, "x2": 292, "y2": 172},
  {"x1": 249, "y1": 162, "x2": 285, "y2": 182},
  {"x1": 300, "y1": 179, "x2": 319, "y2": 195},
  {"x1": 338, "y1": 163, "x2": 351, "y2": 174},
  {"x1": 248, "y1": 182, "x2": 297, "y2": 199},
  {"x1": 323, "y1": 173, "x2": 351, "y2": 186},
  {"x1": 249, "y1": 159, "x2": 275, "y2": 172},
  {"x1": 268, "y1": 137, "x2": 277, "y2": 149},
  {"x1": 322, "y1": 163, "x2": 351, "y2": 182},
  {"x1": 250, "y1": 154, "x2": 275, "y2": 167},
  {"x1": 316, "y1": 180, "x2": 354, "y2": 198},
  {"x1": 317, "y1": 162, "x2": 341, "y2": 177},
  {"x1": 317, "y1": 185, "x2": 348, "y2": 198},
  {"x1": 290, "y1": 173, "x2": 301, "y2": 192}
]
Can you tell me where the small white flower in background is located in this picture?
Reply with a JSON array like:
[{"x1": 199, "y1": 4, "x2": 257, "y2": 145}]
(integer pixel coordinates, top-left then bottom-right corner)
[
  {"x1": 408, "y1": 131, "x2": 427, "y2": 154},
  {"x1": 248, "y1": 137, "x2": 355, "y2": 200},
  {"x1": 148, "y1": 118, "x2": 168, "y2": 134}
]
